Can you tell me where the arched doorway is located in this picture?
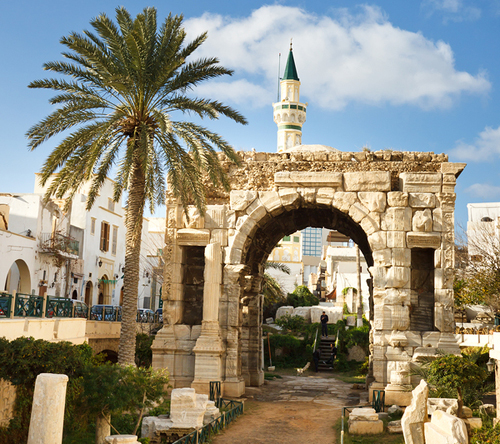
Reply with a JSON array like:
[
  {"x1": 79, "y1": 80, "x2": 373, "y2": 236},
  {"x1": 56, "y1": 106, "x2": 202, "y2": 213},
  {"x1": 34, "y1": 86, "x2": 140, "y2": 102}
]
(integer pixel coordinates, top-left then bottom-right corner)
[
  {"x1": 72, "y1": 289, "x2": 77, "y2": 300},
  {"x1": 97, "y1": 275, "x2": 110, "y2": 304},
  {"x1": 4, "y1": 260, "x2": 31, "y2": 294}
]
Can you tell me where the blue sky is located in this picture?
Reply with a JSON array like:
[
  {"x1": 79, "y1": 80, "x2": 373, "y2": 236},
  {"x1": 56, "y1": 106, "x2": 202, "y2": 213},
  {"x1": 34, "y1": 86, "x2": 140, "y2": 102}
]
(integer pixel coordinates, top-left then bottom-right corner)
[{"x1": 1, "y1": 0, "x2": 500, "y2": 229}]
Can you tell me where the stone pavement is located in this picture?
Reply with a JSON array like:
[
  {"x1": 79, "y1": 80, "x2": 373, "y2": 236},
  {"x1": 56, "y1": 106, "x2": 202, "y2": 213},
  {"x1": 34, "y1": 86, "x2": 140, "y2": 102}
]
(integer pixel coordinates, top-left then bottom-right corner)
[{"x1": 244, "y1": 374, "x2": 369, "y2": 407}]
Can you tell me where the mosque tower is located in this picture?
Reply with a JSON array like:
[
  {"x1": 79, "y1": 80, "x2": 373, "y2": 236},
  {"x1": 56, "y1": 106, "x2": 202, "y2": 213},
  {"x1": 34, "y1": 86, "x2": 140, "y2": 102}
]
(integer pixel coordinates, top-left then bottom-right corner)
[{"x1": 273, "y1": 42, "x2": 307, "y2": 153}]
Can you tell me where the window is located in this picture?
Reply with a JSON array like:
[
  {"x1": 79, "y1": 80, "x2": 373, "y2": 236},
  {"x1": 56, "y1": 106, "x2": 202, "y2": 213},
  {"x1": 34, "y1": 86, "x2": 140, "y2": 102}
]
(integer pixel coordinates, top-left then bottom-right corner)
[
  {"x1": 100, "y1": 221, "x2": 110, "y2": 252},
  {"x1": 112, "y1": 226, "x2": 118, "y2": 255},
  {"x1": 283, "y1": 235, "x2": 291, "y2": 242},
  {"x1": 90, "y1": 218, "x2": 96, "y2": 235},
  {"x1": 302, "y1": 227, "x2": 323, "y2": 257},
  {"x1": 293, "y1": 236, "x2": 300, "y2": 243},
  {"x1": 108, "y1": 198, "x2": 115, "y2": 212}
]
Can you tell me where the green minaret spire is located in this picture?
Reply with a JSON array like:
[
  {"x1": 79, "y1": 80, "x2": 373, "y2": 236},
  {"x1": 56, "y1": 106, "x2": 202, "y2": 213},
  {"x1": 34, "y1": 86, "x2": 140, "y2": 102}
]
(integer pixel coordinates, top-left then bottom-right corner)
[{"x1": 282, "y1": 41, "x2": 299, "y2": 81}]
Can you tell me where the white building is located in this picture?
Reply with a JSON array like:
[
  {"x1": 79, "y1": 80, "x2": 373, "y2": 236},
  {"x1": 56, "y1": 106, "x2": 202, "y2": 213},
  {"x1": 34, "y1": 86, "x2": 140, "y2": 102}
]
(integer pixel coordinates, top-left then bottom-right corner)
[
  {"x1": 467, "y1": 202, "x2": 500, "y2": 258},
  {"x1": 0, "y1": 175, "x2": 158, "y2": 310}
]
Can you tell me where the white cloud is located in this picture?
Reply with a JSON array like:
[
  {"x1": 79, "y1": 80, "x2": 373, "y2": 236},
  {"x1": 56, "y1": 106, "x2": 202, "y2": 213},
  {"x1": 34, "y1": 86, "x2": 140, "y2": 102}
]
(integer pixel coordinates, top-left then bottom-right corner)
[
  {"x1": 451, "y1": 126, "x2": 500, "y2": 161},
  {"x1": 422, "y1": 0, "x2": 481, "y2": 22},
  {"x1": 183, "y1": 5, "x2": 490, "y2": 110},
  {"x1": 465, "y1": 183, "x2": 500, "y2": 199}
]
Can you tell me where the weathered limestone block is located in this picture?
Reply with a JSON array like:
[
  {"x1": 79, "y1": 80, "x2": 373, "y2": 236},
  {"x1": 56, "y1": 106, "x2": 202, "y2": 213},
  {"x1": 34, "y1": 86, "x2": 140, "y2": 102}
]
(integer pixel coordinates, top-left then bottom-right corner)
[
  {"x1": 435, "y1": 304, "x2": 455, "y2": 333},
  {"x1": 348, "y1": 408, "x2": 384, "y2": 435},
  {"x1": 211, "y1": 229, "x2": 228, "y2": 247},
  {"x1": 344, "y1": 172, "x2": 391, "y2": 192},
  {"x1": 27, "y1": 373, "x2": 69, "y2": 444},
  {"x1": 373, "y1": 288, "x2": 410, "y2": 305},
  {"x1": 435, "y1": 289, "x2": 453, "y2": 305},
  {"x1": 406, "y1": 232, "x2": 441, "y2": 249},
  {"x1": 424, "y1": 410, "x2": 468, "y2": 444},
  {"x1": 274, "y1": 171, "x2": 342, "y2": 187},
  {"x1": 332, "y1": 191, "x2": 358, "y2": 213},
  {"x1": 141, "y1": 416, "x2": 173, "y2": 440},
  {"x1": 349, "y1": 408, "x2": 379, "y2": 421},
  {"x1": 368, "y1": 231, "x2": 387, "y2": 250},
  {"x1": 358, "y1": 192, "x2": 387, "y2": 212},
  {"x1": 437, "y1": 193, "x2": 456, "y2": 211},
  {"x1": 428, "y1": 398, "x2": 458, "y2": 415},
  {"x1": 246, "y1": 198, "x2": 268, "y2": 221},
  {"x1": 409, "y1": 193, "x2": 436, "y2": 208},
  {"x1": 205, "y1": 206, "x2": 227, "y2": 229},
  {"x1": 176, "y1": 229, "x2": 210, "y2": 246},
  {"x1": 412, "y1": 209, "x2": 432, "y2": 232},
  {"x1": 442, "y1": 174, "x2": 457, "y2": 193},
  {"x1": 293, "y1": 306, "x2": 311, "y2": 322},
  {"x1": 440, "y1": 162, "x2": 467, "y2": 175},
  {"x1": 433, "y1": 208, "x2": 443, "y2": 232},
  {"x1": 374, "y1": 305, "x2": 409, "y2": 330},
  {"x1": 298, "y1": 187, "x2": 316, "y2": 204},
  {"x1": 349, "y1": 202, "x2": 369, "y2": 223},
  {"x1": 230, "y1": 190, "x2": 257, "y2": 211},
  {"x1": 387, "y1": 231, "x2": 406, "y2": 248},
  {"x1": 278, "y1": 188, "x2": 301, "y2": 209},
  {"x1": 105, "y1": 436, "x2": 140, "y2": 444},
  {"x1": 259, "y1": 191, "x2": 282, "y2": 214},
  {"x1": 465, "y1": 417, "x2": 482, "y2": 430},
  {"x1": 170, "y1": 389, "x2": 208, "y2": 429},
  {"x1": 373, "y1": 249, "x2": 391, "y2": 267},
  {"x1": 183, "y1": 207, "x2": 204, "y2": 229},
  {"x1": 276, "y1": 306, "x2": 294, "y2": 319},
  {"x1": 387, "y1": 420, "x2": 403, "y2": 433},
  {"x1": 387, "y1": 267, "x2": 410, "y2": 288},
  {"x1": 316, "y1": 188, "x2": 335, "y2": 206},
  {"x1": 203, "y1": 401, "x2": 221, "y2": 424},
  {"x1": 392, "y1": 248, "x2": 411, "y2": 267},
  {"x1": 388, "y1": 192, "x2": 408, "y2": 207},
  {"x1": 401, "y1": 380, "x2": 429, "y2": 444},
  {"x1": 310, "y1": 306, "x2": 343, "y2": 324},
  {"x1": 381, "y1": 207, "x2": 412, "y2": 231},
  {"x1": 400, "y1": 172, "x2": 442, "y2": 193},
  {"x1": 360, "y1": 213, "x2": 380, "y2": 235}
]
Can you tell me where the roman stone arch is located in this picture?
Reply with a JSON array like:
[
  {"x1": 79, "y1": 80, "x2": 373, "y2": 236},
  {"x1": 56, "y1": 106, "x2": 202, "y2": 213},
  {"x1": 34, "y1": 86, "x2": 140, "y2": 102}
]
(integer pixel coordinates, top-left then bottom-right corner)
[{"x1": 152, "y1": 148, "x2": 466, "y2": 404}]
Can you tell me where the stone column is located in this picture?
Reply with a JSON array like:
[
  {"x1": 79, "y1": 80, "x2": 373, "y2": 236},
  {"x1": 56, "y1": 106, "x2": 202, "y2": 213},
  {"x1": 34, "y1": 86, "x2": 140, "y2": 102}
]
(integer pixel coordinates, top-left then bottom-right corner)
[
  {"x1": 27, "y1": 373, "x2": 68, "y2": 444},
  {"x1": 220, "y1": 265, "x2": 246, "y2": 397},
  {"x1": 191, "y1": 243, "x2": 224, "y2": 394}
]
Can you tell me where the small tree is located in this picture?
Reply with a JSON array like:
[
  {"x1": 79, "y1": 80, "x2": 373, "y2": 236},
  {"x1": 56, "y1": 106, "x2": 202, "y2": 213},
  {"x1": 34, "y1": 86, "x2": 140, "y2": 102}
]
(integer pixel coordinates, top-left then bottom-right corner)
[
  {"x1": 426, "y1": 354, "x2": 487, "y2": 417},
  {"x1": 287, "y1": 285, "x2": 319, "y2": 307}
]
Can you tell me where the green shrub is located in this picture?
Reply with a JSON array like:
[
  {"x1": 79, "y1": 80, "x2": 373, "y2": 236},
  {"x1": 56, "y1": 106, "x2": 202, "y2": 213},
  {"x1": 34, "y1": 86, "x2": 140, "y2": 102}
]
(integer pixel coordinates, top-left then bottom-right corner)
[
  {"x1": 286, "y1": 285, "x2": 319, "y2": 307},
  {"x1": 136, "y1": 333, "x2": 153, "y2": 367},
  {"x1": 275, "y1": 314, "x2": 306, "y2": 332},
  {"x1": 471, "y1": 424, "x2": 500, "y2": 444}
]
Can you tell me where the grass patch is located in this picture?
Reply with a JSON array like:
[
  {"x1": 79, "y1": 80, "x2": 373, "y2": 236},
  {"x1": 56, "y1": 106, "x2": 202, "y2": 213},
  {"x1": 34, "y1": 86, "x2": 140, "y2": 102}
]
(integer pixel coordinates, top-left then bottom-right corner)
[
  {"x1": 331, "y1": 370, "x2": 366, "y2": 385},
  {"x1": 264, "y1": 372, "x2": 283, "y2": 380},
  {"x1": 334, "y1": 418, "x2": 405, "y2": 444}
]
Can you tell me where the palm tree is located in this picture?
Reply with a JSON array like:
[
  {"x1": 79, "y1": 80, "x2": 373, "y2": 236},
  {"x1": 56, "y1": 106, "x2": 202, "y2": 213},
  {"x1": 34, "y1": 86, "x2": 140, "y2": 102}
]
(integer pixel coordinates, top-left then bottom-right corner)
[{"x1": 26, "y1": 7, "x2": 247, "y2": 365}]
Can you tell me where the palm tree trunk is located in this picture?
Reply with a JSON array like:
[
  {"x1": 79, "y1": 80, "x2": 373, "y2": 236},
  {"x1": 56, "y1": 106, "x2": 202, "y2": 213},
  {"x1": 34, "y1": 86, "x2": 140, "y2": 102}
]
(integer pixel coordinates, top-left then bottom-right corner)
[{"x1": 118, "y1": 154, "x2": 146, "y2": 365}]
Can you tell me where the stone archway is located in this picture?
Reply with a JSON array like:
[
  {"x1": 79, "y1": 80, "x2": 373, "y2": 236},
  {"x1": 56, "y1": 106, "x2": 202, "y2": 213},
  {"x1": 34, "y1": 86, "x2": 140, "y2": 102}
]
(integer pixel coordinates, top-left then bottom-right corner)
[{"x1": 153, "y1": 148, "x2": 465, "y2": 403}]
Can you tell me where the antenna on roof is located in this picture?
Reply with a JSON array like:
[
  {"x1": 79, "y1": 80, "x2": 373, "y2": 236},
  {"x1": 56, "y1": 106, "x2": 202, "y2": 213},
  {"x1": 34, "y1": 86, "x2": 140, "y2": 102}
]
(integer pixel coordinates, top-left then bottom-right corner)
[{"x1": 277, "y1": 52, "x2": 281, "y2": 102}]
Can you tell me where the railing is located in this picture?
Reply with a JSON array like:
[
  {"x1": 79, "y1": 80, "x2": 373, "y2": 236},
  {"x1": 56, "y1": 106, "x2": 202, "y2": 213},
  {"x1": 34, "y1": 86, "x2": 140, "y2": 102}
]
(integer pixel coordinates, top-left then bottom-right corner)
[
  {"x1": 40, "y1": 232, "x2": 79, "y2": 256},
  {"x1": 372, "y1": 390, "x2": 385, "y2": 413},
  {"x1": 0, "y1": 294, "x2": 12, "y2": 318},
  {"x1": 45, "y1": 297, "x2": 73, "y2": 318},
  {"x1": 14, "y1": 294, "x2": 43, "y2": 317},
  {"x1": 209, "y1": 381, "x2": 221, "y2": 405},
  {"x1": 172, "y1": 398, "x2": 244, "y2": 444}
]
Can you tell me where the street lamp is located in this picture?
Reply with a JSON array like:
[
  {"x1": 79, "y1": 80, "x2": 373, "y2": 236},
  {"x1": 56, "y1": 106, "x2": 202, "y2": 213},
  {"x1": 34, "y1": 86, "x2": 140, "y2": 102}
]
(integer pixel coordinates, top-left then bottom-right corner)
[{"x1": 487, "y1": 357, "x2": 496, "y2": 372}]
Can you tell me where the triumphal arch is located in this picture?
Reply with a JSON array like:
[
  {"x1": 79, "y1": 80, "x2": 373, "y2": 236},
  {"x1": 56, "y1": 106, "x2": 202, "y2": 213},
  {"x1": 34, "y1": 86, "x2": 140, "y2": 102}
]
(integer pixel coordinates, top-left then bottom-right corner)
[{"x1": 152, "y1": 145, "x2": 465, "y2": 402}]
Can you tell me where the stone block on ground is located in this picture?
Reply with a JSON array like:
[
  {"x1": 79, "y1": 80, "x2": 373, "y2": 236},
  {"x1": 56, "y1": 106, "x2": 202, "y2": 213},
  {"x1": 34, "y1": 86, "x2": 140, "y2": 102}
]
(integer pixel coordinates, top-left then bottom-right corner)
[
  {"x1": 388, "y1": 405, "x2": 403, "y2": 415},
  {"x1": 141, "y1": 416, "x2": 173, "y2": 439},
  {"x1": 105, "y1": 436, "x2": 140, "y2": 444},
  {"x1": 275, "y1": 306, "x2": 294, "y2": 319},
  {"x1": 292, "y1": 306, "x2": 311, "y2": 322},
  {"x1": 387, "y1": 420, "x2": 403, "y2": 433},
  {"x1": 349, "y1": 420, "x2": 384, "y2": 435},
  {"x1": 465, "y1": 417, "x2": 482, "y2": 430},
  {"x1": 427, "y1": 398, "x2": 458, "y2": 415},
  {"x1": 170, "y1": 388, "x2": 208, "y2": 429},
  {"x1": 401, "y1": 380, "x2": 428, "y2": 444},
  {"x1": 424, "y1": 410, "x2": 468, "y2": 444},
  {"x1": 349, "y1": 408, "x2": 379, "y2": 421},
  {"x1": 310, "y1": 306, "x2": 343, "y2": 324}
]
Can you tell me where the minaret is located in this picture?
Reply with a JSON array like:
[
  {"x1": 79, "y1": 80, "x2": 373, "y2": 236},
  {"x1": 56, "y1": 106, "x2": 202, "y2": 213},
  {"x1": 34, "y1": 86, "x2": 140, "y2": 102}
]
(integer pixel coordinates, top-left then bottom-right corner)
[{"x1": 273, "y1": 41, "x2": 307, "y2": 152}]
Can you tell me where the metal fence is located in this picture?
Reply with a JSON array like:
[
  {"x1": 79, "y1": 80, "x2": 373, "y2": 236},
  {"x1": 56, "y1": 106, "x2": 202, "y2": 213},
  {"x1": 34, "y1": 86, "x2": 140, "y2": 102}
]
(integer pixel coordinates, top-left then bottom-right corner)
[
  {"x1": 45, "y1": 297, "x2": 73, "y2": 318},
  {"x1": 14, "y1": 293, "x2": 43, "y2": 317},
  {"x1": 172, "y1": 398, "x2": 244, "y2": 444},
  {"x1": 0, "y1": 294, "x2": 12, "y2": 318}
]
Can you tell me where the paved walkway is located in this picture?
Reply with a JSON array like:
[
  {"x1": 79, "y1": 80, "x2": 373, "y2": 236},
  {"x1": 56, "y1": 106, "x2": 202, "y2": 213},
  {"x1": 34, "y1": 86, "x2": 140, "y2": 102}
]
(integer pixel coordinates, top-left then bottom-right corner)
[{"x1": 211, "y1": 374, "x2": 369, "y2": 444}]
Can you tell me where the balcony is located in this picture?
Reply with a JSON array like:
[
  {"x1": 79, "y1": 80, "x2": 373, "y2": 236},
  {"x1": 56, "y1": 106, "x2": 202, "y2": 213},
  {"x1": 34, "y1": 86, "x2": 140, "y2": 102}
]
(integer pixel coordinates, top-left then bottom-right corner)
[{"x1": 39, "y1": 232, "x2": 79, "y2": 258}]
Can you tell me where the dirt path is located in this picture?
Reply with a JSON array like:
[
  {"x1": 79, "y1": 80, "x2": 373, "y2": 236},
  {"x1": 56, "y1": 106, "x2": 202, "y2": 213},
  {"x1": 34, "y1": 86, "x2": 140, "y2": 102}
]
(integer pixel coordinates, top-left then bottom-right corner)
[{"x1": 211, "y1": 374, "x2": 366, "y2": 444}]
